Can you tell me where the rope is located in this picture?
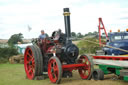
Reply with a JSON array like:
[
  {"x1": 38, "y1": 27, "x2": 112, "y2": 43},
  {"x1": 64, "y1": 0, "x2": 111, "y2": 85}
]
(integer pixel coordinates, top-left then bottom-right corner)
[{"x1": 83, "y1": 39, "x2": 128, "y2": 53}]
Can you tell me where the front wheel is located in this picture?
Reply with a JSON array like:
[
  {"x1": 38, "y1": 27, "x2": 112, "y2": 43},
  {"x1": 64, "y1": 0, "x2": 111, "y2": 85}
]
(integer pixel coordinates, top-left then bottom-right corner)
[
  {"x1": 78, "y1": 55, "x2": 94, "y2": 80},
  {"x1": 48, "y1": 57, "x2": 62, "y2": 84}
]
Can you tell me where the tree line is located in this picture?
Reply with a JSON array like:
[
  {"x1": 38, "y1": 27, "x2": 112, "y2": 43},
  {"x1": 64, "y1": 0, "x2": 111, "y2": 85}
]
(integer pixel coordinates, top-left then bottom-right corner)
[{"x1": 71, "y1": 31, "x2": 98, "y2": 38}]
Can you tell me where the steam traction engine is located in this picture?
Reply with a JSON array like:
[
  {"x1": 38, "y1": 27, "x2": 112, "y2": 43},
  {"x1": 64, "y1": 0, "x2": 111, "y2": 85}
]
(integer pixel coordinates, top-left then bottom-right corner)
[{"x1": 24, "y1": 8, "x2": 94, "y2": 84}]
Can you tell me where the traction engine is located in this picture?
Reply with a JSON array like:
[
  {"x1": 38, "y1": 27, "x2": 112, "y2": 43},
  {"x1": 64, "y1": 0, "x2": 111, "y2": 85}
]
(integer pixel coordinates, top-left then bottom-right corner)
[{"x1": 24, "y1": 8, "x2": 94, "y2": 84}]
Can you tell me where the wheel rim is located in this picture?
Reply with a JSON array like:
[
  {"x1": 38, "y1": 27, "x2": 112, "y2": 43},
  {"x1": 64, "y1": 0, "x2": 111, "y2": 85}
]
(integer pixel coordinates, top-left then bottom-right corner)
[
  {"x1": 78, "y1": 55, "x2": 91, "y2": 79},
  {"x1": 48, "y1": 58, "x2": 59, "y2": 83},
  {"x1": 24, "y1": 47, "x2": 35, "y2": 79}
]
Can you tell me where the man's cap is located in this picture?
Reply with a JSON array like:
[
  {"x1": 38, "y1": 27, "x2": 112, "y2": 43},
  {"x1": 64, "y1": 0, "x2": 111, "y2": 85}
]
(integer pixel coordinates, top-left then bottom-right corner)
[{"x1": 41, "y1": 30, "x2": 44, "y2": 32}]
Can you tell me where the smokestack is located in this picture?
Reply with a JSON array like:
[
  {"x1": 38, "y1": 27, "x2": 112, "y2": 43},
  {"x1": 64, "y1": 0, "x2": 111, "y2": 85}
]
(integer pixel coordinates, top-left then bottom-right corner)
[{"x1": 63, "y1": 8, "x2": 72, "y2": 44}]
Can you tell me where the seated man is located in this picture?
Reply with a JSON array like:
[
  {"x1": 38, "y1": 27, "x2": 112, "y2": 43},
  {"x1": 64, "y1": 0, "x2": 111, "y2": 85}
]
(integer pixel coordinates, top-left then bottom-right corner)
[{"x1": 39, "y1": 30, "x2": 47, "y2": 40}]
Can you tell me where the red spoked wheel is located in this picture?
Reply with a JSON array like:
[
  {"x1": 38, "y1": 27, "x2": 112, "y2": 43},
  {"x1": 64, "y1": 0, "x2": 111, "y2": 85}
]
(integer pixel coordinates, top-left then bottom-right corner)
[
  {"x1": 78, "y1": 55, "x2": 94, "y2": 80},
  {"x1": 24, "y1": 45, "x2": 43, "y2": 80},
  {"x1": 48, "y1": 57, "x2": 62, "y2": 84}
]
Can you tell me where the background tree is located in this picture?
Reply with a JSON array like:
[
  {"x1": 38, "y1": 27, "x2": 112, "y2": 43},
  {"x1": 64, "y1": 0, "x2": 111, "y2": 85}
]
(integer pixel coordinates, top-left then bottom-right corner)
[
  {"x1": 93, "y1": 31, "x2": 98, "y2": 36},
  {"x1": 71, "y1": 32, "x2": 76, "y2": 37},
  {"x1": 77, "y1": 32, "x2": 84, "y2": 38},
  {"x1": 8, "y1": 33, "x2": 24, "y2": 46},
  {"x1": 85, "y1": 31, "x2": 98, "y2": 38}
]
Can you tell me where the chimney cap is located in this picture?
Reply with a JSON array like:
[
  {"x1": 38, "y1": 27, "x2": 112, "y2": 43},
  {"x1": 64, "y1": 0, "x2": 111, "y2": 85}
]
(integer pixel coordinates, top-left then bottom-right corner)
[{"x1": 64, "y1": 8, "x2": 70, "y2": 12}]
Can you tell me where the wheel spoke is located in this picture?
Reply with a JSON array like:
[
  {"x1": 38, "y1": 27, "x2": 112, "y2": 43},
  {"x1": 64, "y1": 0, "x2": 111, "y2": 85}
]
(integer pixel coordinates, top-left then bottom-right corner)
[
  {"x1": 54, "y1": 73, "x2": 57, "y2": 80},
  {"x1": 26, "y1": 53, "x2": 33, "y2": 62},
  {"x1": 83, "y1": 58, "x2": 87, "y2": 63},
  {"x1": 85, "y1": 61, "x2": 89, "y2": 65},
  {"x1": 84, "y1": 70, "x2": 88, "y2": 76},
  {"x1": 32, "y1": 63, "x2": 35, "y2": 68},
  {"x1": 54, "y1": 67, "x2": 58, "y2": 72},
  {"x1": 53, "y1": 63, "x2": 58, "y2": 72},
  {"x1": 26, "y1": 60, "x2": 30, "y2": 64},
  {"x1": 28, "y1": 68, "x2": 32, "y2": 74},
  {"x1": 79, "y1": 58, "x2": 88, "y2": 63},
  {"x1": 27, "y1": 65, "x2": 31, "y2": 70},
  {"x1": 85, "y1": 60, "x2": 88, "y2": 63},
  {"x1": 82, "y1": 69, "x2": 85, "y2": 75},
  {"x1": 53, "y1": 62, "x2": 56, "y2": 67},
  {"x1": 32, "y1": 68, "x2": 35, "y2": 74},
  {"x1": 85, "y1": 66, "x2": 89, "y2": 70},
  {"x1": 27, "y1": 53, "x2": 32, "y2": 58},
  {"x1": 31, "y1": 57, "x2": 35, "y2": 62},
  {"x1": 52, "y1": 66, "x2": 58, "y2": 81},
  {"x1": 83, "y1": 70, "x2": 86, "y2": 75}
]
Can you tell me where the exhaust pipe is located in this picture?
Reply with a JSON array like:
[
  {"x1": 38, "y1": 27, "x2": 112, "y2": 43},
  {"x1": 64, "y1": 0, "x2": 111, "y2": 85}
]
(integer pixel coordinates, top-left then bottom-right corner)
[{"x1": 63, "y1": 8, "x2": 72, "y2": 44}]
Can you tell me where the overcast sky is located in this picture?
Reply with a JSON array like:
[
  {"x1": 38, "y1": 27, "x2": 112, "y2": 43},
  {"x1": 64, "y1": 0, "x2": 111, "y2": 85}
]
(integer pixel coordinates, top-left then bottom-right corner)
[{"x1": 0, "y1": 0, "x2": 128, "y2": 39}]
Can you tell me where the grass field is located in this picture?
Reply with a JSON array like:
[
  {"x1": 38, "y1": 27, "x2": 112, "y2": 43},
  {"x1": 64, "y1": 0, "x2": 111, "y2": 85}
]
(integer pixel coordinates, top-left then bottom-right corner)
[{"x1": 0, "y1": 64, "x2": 128, "y2": 85}]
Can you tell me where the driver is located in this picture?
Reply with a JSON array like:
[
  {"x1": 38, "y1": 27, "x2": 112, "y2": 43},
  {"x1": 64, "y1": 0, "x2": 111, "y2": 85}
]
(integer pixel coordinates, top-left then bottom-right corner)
[{"x1": 39, "y1": 30, "x2": 47, "y2": 40}]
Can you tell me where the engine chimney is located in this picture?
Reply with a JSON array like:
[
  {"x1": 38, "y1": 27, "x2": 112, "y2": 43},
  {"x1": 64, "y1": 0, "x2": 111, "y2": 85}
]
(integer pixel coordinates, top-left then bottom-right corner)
[{"x1": 63, "y1": 8, "x2": 72, "y2": 44}]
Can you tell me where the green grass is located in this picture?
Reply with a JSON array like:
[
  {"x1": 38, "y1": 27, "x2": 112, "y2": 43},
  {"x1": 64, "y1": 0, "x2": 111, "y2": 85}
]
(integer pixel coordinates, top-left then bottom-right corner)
[
  {"x1": 0, "y1": 64, "x2": 128, "y2": 85},
  {"x1": 0, "y1": 64, "x2": 51, "y2": 85}
]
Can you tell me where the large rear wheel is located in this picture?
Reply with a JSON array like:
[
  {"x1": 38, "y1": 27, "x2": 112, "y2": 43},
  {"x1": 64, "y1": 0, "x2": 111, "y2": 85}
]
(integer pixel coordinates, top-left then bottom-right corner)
[
  {"x1": 24, "y1": 45, "x2": 43, "y2": 80},
  {"x1": 48, "y1": 57, "x2": 62, "y2": 84},
  {"x1": 78, "y1": 55, "x2": 94, "y2": 80}
]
